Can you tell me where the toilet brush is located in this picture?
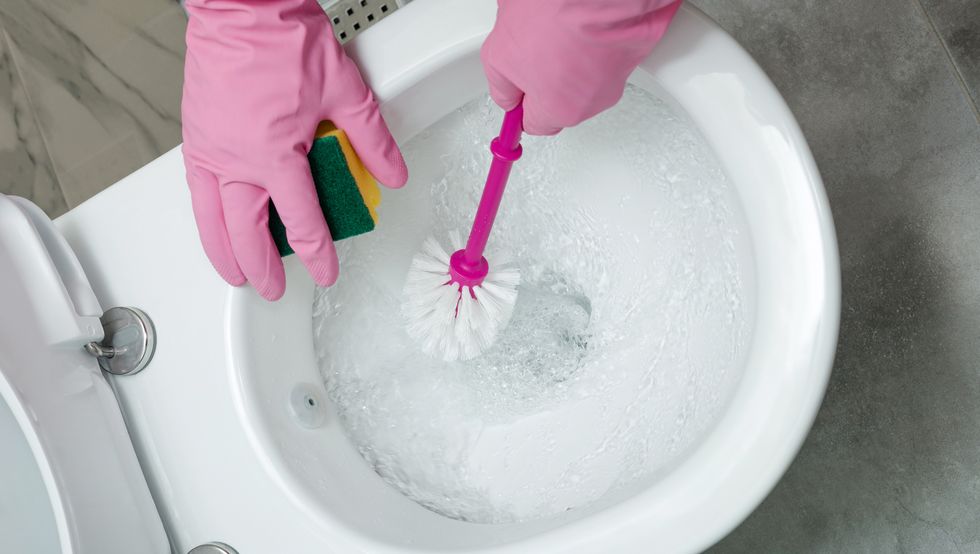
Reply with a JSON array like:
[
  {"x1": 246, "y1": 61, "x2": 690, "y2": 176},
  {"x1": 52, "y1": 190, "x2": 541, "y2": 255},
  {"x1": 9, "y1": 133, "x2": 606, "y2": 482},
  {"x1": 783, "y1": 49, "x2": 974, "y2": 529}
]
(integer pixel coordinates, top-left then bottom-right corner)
[{"x1": 402, "y1": 103, "x2": 524, "y2": 361}]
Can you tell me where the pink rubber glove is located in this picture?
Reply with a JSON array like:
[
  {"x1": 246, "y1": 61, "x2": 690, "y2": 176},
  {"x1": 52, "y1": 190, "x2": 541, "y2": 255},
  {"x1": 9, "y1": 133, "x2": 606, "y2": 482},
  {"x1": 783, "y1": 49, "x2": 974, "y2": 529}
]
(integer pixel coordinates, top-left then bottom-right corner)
[
  {"x1": 182, "y1": 0, "x2": 407, "y2": 300},
  {"x1": 481, "y1": 0, "x2": 682, "y2": 135}
]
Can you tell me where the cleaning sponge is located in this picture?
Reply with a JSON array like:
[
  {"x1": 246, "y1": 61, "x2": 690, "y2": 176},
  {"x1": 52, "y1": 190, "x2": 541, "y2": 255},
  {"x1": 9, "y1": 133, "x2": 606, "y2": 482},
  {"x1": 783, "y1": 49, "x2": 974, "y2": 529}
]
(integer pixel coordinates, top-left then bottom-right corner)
[{"x1": 269, "y1": 121, "x2": 381, "y2": 256}]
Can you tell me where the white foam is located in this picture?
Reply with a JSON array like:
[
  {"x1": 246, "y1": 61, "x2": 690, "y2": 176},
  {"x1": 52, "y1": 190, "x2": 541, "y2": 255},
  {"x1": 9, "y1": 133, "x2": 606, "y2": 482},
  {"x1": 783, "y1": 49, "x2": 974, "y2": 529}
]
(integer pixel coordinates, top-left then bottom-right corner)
[{"x1": 313, "y1": 87, "x2": 754, "y2": 523}]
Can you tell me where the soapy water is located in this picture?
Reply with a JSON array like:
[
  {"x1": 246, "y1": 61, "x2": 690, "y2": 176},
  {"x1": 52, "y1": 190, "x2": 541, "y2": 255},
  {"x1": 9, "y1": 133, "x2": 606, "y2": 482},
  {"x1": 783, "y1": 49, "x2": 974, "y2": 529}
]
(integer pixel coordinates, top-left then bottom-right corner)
[{"x1": 313, "y1": 86, "x2": 754, "y2": 523}]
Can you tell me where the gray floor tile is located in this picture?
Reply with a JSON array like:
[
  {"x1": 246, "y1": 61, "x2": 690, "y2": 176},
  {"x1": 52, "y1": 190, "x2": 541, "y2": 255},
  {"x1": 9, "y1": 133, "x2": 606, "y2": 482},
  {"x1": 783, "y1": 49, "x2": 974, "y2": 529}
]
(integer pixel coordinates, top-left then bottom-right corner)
[
  {"x1": 0, "y1": 27, "x2": 67, "y2": 217},
  {"x1": 687, "y1": 0, "x2": 980, "y2": 552},
  {"x1": 0, "y1": 0, "x2": 185, "y2": 208},
  {"x1": 919, "y1": 0, "x2": 980, "y2": 112}
]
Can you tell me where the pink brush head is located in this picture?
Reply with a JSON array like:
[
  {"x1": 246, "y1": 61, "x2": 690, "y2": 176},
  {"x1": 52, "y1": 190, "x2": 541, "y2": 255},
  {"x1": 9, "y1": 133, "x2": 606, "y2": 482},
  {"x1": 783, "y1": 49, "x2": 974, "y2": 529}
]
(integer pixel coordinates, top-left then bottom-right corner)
[{"x1": 448, "y1": 103, "x2": 524, "y2": 288}]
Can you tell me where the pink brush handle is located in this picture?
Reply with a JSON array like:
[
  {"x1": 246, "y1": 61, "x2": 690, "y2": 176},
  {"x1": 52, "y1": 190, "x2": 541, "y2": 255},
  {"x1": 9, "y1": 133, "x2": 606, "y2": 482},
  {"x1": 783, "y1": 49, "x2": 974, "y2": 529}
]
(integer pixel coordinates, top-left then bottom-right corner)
[{"x1": 462, "y1": 103, "x2": 524, "y2": 265}]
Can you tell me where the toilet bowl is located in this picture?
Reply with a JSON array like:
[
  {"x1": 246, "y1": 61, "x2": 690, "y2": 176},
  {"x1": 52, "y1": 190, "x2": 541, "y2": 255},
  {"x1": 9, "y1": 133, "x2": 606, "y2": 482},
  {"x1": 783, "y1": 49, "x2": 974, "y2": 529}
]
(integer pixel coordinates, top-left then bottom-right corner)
[{"x1": 0, "y1": 1, "x2": 840, "y2": 553}]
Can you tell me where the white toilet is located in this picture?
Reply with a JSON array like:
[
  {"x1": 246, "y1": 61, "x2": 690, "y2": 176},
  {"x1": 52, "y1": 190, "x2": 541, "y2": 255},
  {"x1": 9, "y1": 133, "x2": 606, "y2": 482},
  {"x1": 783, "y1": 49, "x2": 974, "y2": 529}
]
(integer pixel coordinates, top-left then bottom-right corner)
[{"x1": 0, "y1": 1, "x2": 840, "y2": 553}]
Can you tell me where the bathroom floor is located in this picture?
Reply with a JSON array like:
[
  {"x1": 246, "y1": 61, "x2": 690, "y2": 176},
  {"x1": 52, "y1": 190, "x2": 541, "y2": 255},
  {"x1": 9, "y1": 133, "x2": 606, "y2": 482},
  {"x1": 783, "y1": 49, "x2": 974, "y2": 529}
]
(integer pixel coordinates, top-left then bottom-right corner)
[{"x1": 1, "y1": 0, "x2": 978, "y2": 552}]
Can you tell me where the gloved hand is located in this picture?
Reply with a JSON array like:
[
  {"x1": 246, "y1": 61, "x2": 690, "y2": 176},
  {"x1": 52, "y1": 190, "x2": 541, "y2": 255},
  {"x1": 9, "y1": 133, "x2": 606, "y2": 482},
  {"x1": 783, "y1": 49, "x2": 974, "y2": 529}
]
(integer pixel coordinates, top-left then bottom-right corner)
[
  {"x1": 182, "y1": 0, "x2": 407, "y2": 300},
  {"x1": 481, "y1": 0, "x2": 682, "y2": 135}
]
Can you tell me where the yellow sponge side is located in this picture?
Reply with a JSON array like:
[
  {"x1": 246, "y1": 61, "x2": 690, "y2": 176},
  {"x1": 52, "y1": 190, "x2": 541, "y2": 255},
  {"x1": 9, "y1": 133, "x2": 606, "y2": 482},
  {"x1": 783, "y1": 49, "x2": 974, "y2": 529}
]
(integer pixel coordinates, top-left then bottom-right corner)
[{"x1": 315, "y1": 121, "x2": 381, "y2": 223}]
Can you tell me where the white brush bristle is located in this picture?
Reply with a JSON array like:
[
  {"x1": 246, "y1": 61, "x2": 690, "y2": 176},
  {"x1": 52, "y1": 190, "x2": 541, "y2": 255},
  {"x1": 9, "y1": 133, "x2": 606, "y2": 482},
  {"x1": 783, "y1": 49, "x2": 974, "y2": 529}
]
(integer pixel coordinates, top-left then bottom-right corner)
[{"x1": 402, "y1": 235, "x2": 520, "y2": 361}]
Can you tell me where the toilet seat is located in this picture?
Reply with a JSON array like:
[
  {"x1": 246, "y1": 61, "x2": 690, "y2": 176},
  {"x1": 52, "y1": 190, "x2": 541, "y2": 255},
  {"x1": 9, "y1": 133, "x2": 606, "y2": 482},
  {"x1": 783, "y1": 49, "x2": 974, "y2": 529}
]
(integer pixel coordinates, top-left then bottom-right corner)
[
  {"x1": 0, "y1": 2, "x2": 839, "y2": 553},
  {"x1": 0, "y1": 195, "x2": 168, "y2": 553}
]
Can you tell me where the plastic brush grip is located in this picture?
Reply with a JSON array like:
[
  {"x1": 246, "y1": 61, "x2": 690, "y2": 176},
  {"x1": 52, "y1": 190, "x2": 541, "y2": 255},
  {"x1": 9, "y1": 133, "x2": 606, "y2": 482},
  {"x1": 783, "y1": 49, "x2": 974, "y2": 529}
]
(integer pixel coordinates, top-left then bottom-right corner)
[{"x1": 462, "y1": 103, "x2": 524, "y2": 264}]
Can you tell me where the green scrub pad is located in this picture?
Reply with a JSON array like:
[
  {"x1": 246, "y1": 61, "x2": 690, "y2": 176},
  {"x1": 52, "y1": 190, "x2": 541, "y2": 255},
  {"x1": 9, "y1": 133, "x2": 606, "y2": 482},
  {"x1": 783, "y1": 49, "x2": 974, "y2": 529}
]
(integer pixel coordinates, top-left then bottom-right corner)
[{"x1": 269, "y1": 123, "x2": 381, "y2": 257}]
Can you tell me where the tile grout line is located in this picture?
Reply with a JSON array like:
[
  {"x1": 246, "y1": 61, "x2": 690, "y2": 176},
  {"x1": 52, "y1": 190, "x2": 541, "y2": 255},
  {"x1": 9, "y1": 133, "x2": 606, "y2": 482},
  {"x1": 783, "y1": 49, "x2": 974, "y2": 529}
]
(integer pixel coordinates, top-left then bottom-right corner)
[
  {"x1": 912, "y1": 0, "x2": 980, "y2": 125},
  {"x1": 1, "y1": 26, "x2": 73, "y2": 210}
]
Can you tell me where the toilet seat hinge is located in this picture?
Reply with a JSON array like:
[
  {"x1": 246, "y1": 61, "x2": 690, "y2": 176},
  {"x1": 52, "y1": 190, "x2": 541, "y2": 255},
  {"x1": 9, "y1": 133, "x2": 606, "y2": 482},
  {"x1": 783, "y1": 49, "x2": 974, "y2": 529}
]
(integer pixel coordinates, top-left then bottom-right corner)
[{"x1": 83, "y1": 306, "x2": 156, "y2": 376}]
